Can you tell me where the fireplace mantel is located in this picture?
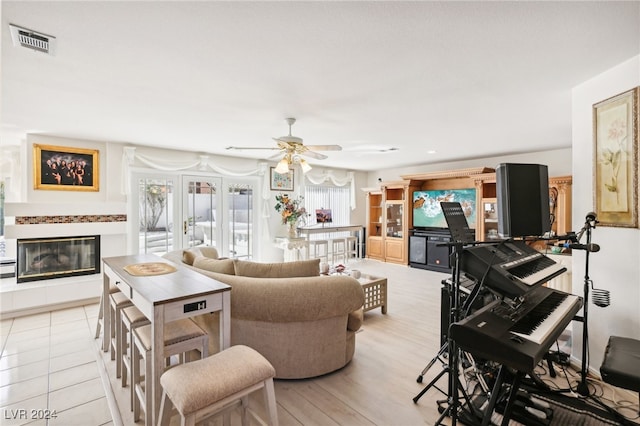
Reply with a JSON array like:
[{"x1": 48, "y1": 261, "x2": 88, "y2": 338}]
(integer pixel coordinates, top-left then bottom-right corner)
[{"x1": 1, "y1": 202, "x2": 127, "y2": 318}]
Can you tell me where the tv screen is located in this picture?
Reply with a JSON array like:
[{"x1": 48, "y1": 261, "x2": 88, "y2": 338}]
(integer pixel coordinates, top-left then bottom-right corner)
[
  {"x1": 315, "y1": 208, "x2": 333, "y2": 223},
  {"x1": 413, "y1": 189, "x2": 477, "y2": 229}
]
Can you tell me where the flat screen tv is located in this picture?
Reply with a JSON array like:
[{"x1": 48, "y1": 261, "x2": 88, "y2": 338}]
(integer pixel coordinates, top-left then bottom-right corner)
[{"x1": 413, "y1": 189, "x2": 477, "y2": 230}]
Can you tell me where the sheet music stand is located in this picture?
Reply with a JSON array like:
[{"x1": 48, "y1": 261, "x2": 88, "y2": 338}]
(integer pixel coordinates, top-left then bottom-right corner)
[
  {"x1": 412, "y1": 202, "x2": 481, "y2": 425},
  {"x1": 440, "y1": 202, "x2": 475, "y2": 244}
]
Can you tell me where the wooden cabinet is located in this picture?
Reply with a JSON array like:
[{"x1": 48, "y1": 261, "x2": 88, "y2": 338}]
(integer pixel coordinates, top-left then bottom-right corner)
[
  {"x1": 548, "y1": 176, "x2": 572, "y2": 237},
  {"x1": 365, "y1": 191, "x2": 384, "y2": 260},
  {"x1": 364, "y1": 181, "x2": 413, "y2": 264},
  {"x1": 366, "y1": 168, "x2": 572, "y2": 266},
  {"x1": 473, "y1": 172, "x2": 499, "y2": 241}
]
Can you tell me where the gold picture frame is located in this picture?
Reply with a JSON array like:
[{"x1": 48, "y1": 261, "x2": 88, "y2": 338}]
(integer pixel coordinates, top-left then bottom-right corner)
[
  {"x1": 593, "y1": 87, "x2": 639, "y2": 228},
  {"x1": 34, "y1": 144, "x2": 99, "y2": 191},
  {"x1": 270, "y1": 167, "x2": 294, "y2": 191}
]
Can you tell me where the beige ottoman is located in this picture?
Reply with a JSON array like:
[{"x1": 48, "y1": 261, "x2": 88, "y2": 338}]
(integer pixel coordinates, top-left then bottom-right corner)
[{"x1": 159, "y1": 345, "x2": 278, "y2": 426}]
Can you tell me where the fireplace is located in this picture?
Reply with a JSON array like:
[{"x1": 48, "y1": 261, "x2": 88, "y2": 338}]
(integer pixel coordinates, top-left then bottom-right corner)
[{"x1": 17, "y1": 235, "x2": 100, "y2": 283}]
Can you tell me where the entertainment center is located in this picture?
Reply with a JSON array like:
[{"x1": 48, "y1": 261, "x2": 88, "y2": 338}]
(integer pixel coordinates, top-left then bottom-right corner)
[{"x1": 364, "y1": 167, "x2": 572, "y2": 272}]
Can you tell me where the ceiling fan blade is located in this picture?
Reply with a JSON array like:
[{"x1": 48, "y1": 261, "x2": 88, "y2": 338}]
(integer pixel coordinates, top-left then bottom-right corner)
[
  {"x1": 267, "y1": 152, "x2": 284, "y2": 161},
  {"x1": 304, "y1": 144, "x2": 342, "y2": 151},
  {"x1": 303, "y1": 150, "x2": 328, "y2": 160},
  {"x1": 226, "y1": 146, "x2": 280, "y2": 151}
]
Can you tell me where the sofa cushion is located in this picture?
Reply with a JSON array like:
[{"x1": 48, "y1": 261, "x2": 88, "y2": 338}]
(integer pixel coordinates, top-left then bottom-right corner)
[
  {"x1": 182, "y1": 247, "x2": 219, "y2": 265},
  {"x1": 233, "y1": 258, "x2": 320, "y2": 278},
  {"x1": 193, "y1": 256, "x2": 236, "y2": 275}
]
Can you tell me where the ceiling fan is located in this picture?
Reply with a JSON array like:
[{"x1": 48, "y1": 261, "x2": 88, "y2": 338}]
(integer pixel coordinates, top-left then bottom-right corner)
[{"x1": 226, "y1": 118, "x2": 342, "y2": 173}]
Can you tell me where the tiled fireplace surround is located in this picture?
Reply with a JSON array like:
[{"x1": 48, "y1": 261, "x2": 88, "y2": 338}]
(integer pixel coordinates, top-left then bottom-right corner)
[{"x1": 1, "y1": 204, "x2": 127, "y2": 319}]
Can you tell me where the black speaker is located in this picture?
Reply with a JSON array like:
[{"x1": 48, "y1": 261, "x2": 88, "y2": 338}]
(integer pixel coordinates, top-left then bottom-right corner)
[
  {"x1": 409, "y1": 235, "x2": 427, "y2": 264},
  {"x1": 496, "y1": 163, "x2": 551, "y2": 238},
  {"x1": 427, "y1": 234, "x2": 451, "y2": 271}
]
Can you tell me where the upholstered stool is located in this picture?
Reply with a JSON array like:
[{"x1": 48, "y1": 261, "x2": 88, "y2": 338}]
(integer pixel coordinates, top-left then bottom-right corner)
[
  {"x1": 109, "y1": 292, "x2": 133, "y2": 376},
  {"x1": 600, "y1": 335, "x2": 640, "y2": 413},
  {"x1": 94, "y1": 283, "x2": 121, "y2": 347},
  {"x1": 133, "y1": 319, "x2": 209, "y2": 426},
  {"x1": 158, "y1": 345, "x2": 278, "y2": 426},
  {"x1": 345, "y1": 236, "x2": 358, "y2": 262},
  {"x1": 120, "y1": 305, "x2": 150, "y2": 408},
  {"x1": 331, "y1": 238, "x2": 347, "y2": 264},
  {"x1": 308, "y1": 239, "x2": 329, "y2": 263}
]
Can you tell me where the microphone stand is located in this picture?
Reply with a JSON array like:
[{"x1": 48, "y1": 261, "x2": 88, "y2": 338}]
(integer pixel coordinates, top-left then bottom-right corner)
[{"x1": 575, "y1": 217, "x2": 596, "y2": 396}]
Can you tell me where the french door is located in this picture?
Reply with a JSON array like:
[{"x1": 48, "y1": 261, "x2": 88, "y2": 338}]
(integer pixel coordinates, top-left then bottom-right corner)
[
  {"x1": 135, "y1": 175, "x2": 178, "y2": 255},
  {"x1": 134, "y1": 172, "x2": 257, "y2": 259},
  {"x1": 183, "y1": 176, "x2": 222, "y2": 251}
]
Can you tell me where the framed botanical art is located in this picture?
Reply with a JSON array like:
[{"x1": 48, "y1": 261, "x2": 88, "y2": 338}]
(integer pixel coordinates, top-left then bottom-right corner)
[
  {"x1": 34, "y1": 144, "x2": 99, "y2": 191},
  {"x1": 270, "y1": 167, "x2": 294, "y2": 191},
  {"x1": 593, "y1": 87, "x2": 639, "y2": 228}
]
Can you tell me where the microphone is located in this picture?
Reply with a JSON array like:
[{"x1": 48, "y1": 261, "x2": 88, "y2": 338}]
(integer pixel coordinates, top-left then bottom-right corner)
[{"x1": 562, "y1": 242, "x2": 600, "y2": 252}]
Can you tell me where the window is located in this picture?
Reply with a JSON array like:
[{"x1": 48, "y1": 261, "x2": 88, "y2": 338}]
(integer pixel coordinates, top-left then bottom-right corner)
[{"x1": 304, "y1": 185, "x2": 350, "y2": 225}]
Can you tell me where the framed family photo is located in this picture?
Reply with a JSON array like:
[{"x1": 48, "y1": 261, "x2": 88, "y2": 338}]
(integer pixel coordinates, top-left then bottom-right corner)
[
  {"x1": 270, "y1": 167, "x2": 294, "y2": 191},
  {"x1": 33, "y1": 144, "x2": 99, "y2": 191},
  {"x1": 593, "y1": 87, "x2": 639, "y2": 228}
]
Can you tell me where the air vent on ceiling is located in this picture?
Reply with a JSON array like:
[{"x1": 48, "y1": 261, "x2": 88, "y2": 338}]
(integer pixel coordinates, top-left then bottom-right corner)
[{"x1": 9, "y1": 24, "x2": 56, "y2": 55}]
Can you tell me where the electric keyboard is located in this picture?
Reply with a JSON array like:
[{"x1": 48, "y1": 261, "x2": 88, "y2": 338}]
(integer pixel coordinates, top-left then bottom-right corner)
[
  {"x1": 450, "y1": 286, "x2": 582, "y2": 372},
  {"x1": 461, "y1": 240, "x2": 567, "y2": 299}
]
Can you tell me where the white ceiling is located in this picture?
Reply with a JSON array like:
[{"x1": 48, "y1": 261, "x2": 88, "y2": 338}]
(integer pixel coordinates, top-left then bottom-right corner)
[{"x1": 2, "y1": 1, "x2": 639, "y2": 172}]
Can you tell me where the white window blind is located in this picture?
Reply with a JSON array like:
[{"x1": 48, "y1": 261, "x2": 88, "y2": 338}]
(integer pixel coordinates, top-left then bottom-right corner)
[{"x1": 304, "y1": 185, "x2": 350, "y2": 226}]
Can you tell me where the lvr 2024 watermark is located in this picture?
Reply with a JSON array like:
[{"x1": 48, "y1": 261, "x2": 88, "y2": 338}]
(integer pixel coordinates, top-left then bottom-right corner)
[{"x1": 3, "y1": 408, "x2": 57, "y2": 420}]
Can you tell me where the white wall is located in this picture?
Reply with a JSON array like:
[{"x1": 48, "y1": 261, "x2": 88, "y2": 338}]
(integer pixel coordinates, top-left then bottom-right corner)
[
  {"x1": 571, "y1": 55, "x2": 640, "y2": 370},
  {"x1": 2, "y1": 135, "x2": 127, "y2": 316}
]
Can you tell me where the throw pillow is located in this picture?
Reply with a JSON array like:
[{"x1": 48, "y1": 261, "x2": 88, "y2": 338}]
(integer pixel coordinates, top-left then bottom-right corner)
[
  {"x1": 192, "y1": 256, "x2": 236, "y2": 275},
  {"x1": 182, "y1": 247, "x2": 219, "y2": 265},
  {"x1": 233, "y1": 258, "x2": 320, "y2": 278}
]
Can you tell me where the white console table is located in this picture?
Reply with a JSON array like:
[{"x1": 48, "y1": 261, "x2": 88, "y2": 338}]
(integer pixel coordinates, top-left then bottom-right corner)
[
  {"x1": 274, "y1": 237, "x2": 309, "y2": 262},
  {"x1": 297, "y1": 224, "x2": 364, "y2": 258}
]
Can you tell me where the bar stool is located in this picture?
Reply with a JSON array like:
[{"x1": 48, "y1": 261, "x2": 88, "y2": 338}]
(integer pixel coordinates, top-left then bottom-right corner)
[
  {"x1": 109, "y1": 292, "x2": 133, "y2": 378},
  {"x1": 158, "y1": 345, "x2": 278, "y2": 426},
  {"x1": 308, "y1": 239, "x2": 329, "y2": 263},
  {"x1": 331, "y1": 238, "x2": 347, "y2": 264},
  {"x1": 120, "y1": 305, "x2": 150, "y2": 408},
  {"x1": 345, "y1": 236, "x2": 358, "y2": 262},
  {"x1": 94, "y1": 283, "x2": 120, "y2": 345},
  {"x1": 132, "y1": 319, "x2": 209, "y2": 426}
]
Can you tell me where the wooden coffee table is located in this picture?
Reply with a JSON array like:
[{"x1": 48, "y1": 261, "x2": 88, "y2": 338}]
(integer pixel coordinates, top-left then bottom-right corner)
[{"x1": 356, "y1": 273, "x2": 387, "y2": 314}]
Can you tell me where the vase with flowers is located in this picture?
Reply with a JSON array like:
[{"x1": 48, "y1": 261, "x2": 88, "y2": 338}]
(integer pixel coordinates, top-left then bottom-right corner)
[{"x1": 274, "y1": 194, "x2": 306, "y2": 237}]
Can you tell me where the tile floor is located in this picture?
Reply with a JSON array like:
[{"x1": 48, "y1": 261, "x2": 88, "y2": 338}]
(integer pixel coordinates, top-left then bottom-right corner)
[{"x1": 0, "y1": 304, "x2": 113, "y2": 426}]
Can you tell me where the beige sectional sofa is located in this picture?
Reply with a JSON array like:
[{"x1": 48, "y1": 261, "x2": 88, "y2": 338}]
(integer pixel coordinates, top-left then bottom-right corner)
[{"x1": 163, "y1": 247, "x2": 365, "y2": 379}]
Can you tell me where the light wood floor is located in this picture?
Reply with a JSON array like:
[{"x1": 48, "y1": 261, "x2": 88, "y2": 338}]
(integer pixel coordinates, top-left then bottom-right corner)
[{"x1": 270, "y1": 259, "x2": 448, "y2": 425}]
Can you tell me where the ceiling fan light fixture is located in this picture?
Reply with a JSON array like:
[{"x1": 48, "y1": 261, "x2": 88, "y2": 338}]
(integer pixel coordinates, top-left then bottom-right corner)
[
  {"x1": 299, "y1": 158, "x2": 312, "y2": 174},
  {"x1": 275, "y1": 157, "x2": 290, "y2": 174}
]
